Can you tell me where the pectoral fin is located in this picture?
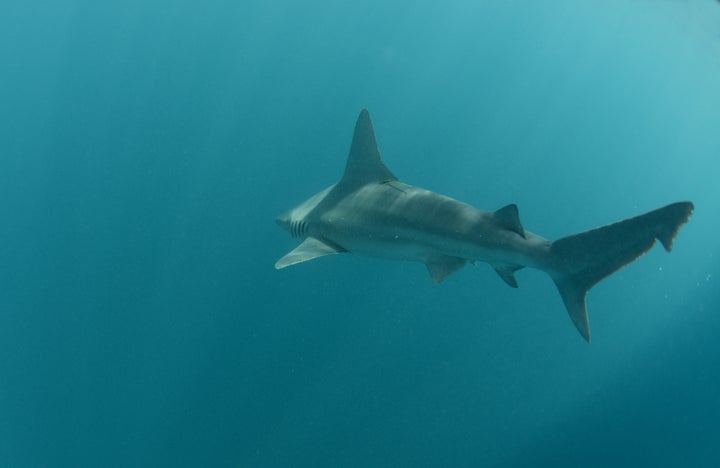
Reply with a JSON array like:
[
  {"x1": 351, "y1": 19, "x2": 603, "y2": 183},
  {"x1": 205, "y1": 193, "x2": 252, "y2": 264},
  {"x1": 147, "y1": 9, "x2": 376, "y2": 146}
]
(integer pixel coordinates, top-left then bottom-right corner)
[{"x1": 275, "y1": 237, "x2": 345, "y2": 269}]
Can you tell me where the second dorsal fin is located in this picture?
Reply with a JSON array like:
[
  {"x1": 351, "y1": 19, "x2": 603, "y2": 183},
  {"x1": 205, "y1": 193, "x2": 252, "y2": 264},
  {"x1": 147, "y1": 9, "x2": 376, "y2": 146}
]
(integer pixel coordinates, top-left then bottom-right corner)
[{"x1": 494, "y1": 204, "x2": 525, "y2": 238}]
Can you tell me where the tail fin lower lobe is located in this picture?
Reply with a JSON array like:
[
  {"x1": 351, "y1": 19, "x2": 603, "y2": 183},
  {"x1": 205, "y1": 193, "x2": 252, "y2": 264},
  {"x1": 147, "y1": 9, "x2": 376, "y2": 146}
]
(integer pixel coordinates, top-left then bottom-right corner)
[{"x1": 549, "y1": 202, "x2": 693, "y2": 342}]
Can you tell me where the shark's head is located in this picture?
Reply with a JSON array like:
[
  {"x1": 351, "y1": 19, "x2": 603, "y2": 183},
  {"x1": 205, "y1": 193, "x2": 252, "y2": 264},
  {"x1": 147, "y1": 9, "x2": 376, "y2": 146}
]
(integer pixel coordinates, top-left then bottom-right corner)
[
  {"x1": 274, "y1": 210, "x2": 290, "y2": 231},
  {"x1": 275, "y1": 209, "x2": 309, "y2": 239},
  {"x1": 275, "y1": 184, "x2": 337, "y2": 239}
]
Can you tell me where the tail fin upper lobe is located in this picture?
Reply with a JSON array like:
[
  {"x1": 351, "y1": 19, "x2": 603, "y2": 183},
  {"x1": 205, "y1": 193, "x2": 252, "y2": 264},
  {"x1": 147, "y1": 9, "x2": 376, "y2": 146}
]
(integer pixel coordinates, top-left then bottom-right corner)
[{"x1": 549, "y1": 202, "x2": 694, "y2": 342}]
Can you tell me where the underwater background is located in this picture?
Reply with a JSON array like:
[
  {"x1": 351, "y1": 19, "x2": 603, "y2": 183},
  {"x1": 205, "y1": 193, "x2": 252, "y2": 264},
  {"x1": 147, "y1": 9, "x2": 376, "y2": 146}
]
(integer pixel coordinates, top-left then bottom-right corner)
[{"x1": 1, "y1": 1, "x2": 719, "y2": 466}]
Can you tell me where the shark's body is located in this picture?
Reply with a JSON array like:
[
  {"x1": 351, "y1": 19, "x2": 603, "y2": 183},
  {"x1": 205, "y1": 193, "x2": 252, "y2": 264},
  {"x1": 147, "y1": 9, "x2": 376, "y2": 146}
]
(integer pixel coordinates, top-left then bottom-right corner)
[{"x1": 276, "y1": 109, "x2": 693, "y2": 342}]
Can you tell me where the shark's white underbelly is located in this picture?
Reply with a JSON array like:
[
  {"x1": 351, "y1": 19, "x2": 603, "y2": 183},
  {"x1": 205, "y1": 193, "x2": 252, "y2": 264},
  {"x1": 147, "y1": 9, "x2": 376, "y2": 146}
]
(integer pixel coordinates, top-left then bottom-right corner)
[
  {"x1": 322, "y1": 222, "x2": 545, "y2": 268},
  {"x1": 339, "y1": 233, "x2": 449, "y2": 262}
]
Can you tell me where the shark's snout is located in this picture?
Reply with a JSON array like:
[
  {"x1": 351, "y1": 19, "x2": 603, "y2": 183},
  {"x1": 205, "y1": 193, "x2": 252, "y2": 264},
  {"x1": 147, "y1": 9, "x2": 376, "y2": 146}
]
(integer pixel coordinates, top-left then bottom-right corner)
[{"x1": 275, "y1": 213, "x2": 290, "y2": 231}]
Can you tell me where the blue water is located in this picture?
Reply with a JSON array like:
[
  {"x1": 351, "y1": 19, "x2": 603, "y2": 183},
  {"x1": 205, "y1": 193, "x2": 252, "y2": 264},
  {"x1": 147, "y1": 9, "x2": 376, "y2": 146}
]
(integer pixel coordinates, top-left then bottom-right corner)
[{"x1": 2, "y1": 1, "x2": 719, "y2": 466}]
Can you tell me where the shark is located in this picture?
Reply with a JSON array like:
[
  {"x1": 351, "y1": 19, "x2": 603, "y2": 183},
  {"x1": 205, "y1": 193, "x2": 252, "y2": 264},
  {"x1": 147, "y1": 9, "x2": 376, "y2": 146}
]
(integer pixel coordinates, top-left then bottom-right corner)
[{"x1": 275, "y1": 109, "x2": 694, "y2": 342}]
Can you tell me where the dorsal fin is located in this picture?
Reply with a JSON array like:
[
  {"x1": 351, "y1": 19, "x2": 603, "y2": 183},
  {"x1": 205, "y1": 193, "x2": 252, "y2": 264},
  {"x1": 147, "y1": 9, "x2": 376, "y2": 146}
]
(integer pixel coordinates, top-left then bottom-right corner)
[
  {"x1": 341, "y1": 109, "x2": 397, "y2": 186},
  {"x1": 494, "y1": 204, "x2": 525, "y2": 238}
]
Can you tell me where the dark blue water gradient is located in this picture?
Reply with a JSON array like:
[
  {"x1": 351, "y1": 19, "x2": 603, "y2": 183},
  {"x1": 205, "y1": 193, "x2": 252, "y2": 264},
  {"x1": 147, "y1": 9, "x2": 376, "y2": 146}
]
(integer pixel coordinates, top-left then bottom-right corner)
[{"x1": 1, "y1": 1, "x2": 718, "y2": 466}]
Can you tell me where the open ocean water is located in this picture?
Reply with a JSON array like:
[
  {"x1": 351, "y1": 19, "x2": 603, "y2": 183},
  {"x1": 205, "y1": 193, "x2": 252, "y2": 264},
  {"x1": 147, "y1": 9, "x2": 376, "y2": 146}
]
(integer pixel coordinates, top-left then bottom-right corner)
[{"x1": 1, "y1": 1, "x2": 719, "y2": 466}]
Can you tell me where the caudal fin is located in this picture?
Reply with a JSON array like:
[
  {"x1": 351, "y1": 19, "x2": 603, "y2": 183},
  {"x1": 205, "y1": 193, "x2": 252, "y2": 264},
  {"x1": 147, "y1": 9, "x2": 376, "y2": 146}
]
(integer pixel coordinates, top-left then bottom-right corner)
[{"x1": 549, "y1": 202, "x2": 694, "y2": 342}]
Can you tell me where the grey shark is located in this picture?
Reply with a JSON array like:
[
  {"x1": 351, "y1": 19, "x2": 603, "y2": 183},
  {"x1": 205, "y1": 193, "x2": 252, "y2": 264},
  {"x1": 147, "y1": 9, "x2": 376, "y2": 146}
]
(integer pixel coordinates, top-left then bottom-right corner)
[{"x1": 275, "y1": 109, "x2": 693, "y2": 342}]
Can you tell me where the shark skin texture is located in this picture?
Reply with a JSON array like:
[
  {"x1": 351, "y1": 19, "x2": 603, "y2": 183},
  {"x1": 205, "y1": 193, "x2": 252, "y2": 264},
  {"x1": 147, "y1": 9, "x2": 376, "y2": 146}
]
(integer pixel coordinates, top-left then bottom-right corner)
[{"x1": 275, "y1": 109, "x2": 694, "y2": 342}]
